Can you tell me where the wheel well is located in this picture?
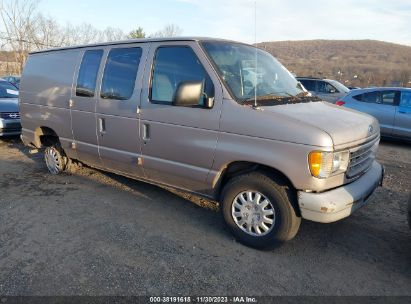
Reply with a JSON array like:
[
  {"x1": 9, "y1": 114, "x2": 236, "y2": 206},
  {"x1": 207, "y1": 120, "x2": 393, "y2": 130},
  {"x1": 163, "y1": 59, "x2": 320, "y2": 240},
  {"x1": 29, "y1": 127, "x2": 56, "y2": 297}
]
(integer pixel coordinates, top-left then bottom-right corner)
[
  {"x1": 217, "y1": 161, "x2": 301, "y2": 216},
  {"x1": 34, "y1": 127, "x2": 60, "y2": 148}
]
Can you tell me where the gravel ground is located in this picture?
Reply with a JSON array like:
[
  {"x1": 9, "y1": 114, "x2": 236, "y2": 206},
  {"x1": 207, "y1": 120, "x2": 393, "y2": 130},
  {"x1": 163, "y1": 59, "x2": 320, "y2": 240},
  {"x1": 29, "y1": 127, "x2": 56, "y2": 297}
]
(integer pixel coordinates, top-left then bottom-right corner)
[{"x1": 0, "y1": 136, "x2": 410, "y2": 296}]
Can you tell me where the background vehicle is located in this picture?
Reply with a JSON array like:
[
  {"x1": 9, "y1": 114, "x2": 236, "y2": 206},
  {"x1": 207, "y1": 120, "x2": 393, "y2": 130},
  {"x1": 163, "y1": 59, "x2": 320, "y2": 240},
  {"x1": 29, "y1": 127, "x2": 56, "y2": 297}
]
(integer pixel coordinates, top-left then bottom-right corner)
[
  {"x1": 337, "y1": 87, "x2": 411, "y2": 141},
  {"x1": 0, "y1": 80, "x2": 21, "y2": 136},
  {"x1": 1, "y1": 76, "x2": 21, "y2": 89},
  {"x1": 297, "y1": 77, "x2": 350, "y2": 103},
  {"x1": 19, "y1": 38, "x2": 383, "y2": 249}
]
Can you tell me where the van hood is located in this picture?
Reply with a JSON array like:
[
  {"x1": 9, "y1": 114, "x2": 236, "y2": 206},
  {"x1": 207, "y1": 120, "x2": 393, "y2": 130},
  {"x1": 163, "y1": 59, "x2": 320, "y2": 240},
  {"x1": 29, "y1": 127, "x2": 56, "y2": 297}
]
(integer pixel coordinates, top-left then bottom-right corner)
[
  {"x1": 261, "y1": 101, "x2": 379, "y2": 146},
  {"x1": 0, "y1": 98, "x2": 19, "y2": 113}
]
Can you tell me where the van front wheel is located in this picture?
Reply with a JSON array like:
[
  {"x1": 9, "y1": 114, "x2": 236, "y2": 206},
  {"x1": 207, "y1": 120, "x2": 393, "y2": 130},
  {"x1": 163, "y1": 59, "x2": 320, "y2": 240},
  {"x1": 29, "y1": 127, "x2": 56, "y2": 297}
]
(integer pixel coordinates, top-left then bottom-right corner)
[
  {"x1": 221, "y1": 172, "x2": 301, "y2": 249},
  {"x1": 44, "y1": 145, "x2": 67, "y2": 175}
]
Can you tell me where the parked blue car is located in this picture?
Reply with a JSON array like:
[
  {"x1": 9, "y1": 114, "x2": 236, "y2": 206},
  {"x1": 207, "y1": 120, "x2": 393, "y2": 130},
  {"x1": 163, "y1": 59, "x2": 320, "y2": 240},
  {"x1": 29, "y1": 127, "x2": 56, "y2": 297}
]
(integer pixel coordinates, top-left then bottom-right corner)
[{"x1": 337, "y1": 87, "x2": 411, "y2": 141}]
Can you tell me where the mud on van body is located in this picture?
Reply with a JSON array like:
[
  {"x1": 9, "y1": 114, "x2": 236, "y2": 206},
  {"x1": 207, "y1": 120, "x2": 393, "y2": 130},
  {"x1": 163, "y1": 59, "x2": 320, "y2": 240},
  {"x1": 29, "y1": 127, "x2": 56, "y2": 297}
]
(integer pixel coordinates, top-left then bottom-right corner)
[{"x1": 19, "y1": 37, "x2": 384, "y2": 248}]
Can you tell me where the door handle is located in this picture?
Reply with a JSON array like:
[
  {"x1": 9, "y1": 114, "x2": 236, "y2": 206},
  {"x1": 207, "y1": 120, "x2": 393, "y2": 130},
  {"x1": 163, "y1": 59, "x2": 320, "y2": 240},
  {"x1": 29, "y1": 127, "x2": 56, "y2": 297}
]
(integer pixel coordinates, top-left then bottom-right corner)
[
  {"x1": 142, "y1": 124, "x2": 150, "y2": 141},
  {"x1": 98, "y1": 118, "x2": 106, "y2": 135},
  {"x1": 398, "y1": 110, "x2": 406, "y2": 114}
]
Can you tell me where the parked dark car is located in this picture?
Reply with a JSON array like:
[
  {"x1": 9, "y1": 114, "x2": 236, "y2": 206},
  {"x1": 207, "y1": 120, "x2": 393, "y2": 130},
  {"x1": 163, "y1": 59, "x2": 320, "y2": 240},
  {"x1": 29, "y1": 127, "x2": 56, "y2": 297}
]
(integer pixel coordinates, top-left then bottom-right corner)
[
  {"x1": 337, "y1": 87, "x2": 411, "y2": 141},
  {"x1": 0, "y1": 80, "x2": 21, "y2": 136},
  {"x1": 297, "y1": 77, "x2": 350, "y2": 103},
  {"x1": 2, "y1": 75, "x2": 21, "y2": 89}
]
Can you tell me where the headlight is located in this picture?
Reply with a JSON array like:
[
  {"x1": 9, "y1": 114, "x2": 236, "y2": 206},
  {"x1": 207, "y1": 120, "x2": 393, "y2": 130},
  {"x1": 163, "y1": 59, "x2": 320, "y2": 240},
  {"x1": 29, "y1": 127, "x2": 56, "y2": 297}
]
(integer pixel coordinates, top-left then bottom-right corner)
[{"x1": 308, "y1": 150, "x2": 350, "y2": 179}]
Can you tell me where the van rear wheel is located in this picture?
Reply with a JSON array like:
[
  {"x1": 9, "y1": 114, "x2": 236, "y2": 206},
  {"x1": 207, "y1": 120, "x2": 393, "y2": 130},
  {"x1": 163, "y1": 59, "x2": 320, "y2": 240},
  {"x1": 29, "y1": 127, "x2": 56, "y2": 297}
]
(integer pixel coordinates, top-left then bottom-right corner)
[
  {"x1": 44, "y1": 145, "x2": 67, "y2": 175},
  {"x1": 221, "y1": 172, "x2": 301, "y2": 249}
]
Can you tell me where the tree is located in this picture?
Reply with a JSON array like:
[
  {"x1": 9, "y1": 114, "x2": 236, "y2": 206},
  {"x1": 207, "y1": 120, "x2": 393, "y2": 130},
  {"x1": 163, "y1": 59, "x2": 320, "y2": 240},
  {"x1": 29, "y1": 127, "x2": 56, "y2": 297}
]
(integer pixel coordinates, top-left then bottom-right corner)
[
  {"x1": 62, "y1": 23, "x2": 102, "y2": 46},
  {"x1": 0, "y1": 0, "x2": 40, "y2": 73},
  {"x1": 128, "y1": 27, "x2": 145, "y2": 39},
  {"x1": 99, "y1": 26, "x2": 126, "y2": 42},
  {"x1": 151, "y1": 24, "x2": 183, "y2": 38},
  {"x1": 33, "y1": 14, "x2": 66, "y2": 49},
  {"x1": 398, "y1": 70, "x2": 411, "y2": 87}
]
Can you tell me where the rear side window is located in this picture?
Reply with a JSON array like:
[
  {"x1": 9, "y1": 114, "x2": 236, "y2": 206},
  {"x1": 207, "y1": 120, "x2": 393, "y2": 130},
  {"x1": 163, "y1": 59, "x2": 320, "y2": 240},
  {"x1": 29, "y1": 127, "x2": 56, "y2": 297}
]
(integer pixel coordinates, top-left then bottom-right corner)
[
  {"x1": 362, "y1": 91, "x2": 397, "y2": 105},
  {"x1": 76, "y1": 50, "x2": 103, "y2": 97},
  {"x1": 400, "y1": 91, "x2": 411, "y2": 108},
  {"x1": 380, "y1": 91, "x2": 396, "y2": 105},
  {"x1": 101, "y1": 47, "x2": 142, "y2": 100},
  {"x1": 150, "y1": 46, "x2": 214, "y2": 105},
  {"x1": 363, "y1": 92, "x2": 379, "y2": 103},
  {"x1": 299, "y1": 80, "x2": 315, "y2": 91},
  {"x1": 353, "y1": 94, "x2": 362, "y2": 101}
]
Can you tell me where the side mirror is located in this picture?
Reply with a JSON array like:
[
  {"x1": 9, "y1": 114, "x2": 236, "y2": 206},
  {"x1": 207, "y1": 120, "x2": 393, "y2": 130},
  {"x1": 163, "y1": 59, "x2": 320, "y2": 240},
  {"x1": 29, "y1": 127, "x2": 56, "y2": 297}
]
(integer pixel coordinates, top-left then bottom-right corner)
[
  {"x1": 173, "y1": 81, "x2": 203, "y2": 107},
  {"x1": 204, "y1": 96, "x2": 214, "y2": 109}
]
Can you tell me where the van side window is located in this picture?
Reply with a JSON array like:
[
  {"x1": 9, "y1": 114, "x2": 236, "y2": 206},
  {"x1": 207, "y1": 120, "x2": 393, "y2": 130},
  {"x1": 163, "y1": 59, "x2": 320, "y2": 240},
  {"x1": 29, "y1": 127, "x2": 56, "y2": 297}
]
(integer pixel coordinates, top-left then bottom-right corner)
[
  {"x1": 150, "y1": 46, "x2": 214, "y2": 105},
  {"x1": 76, "y1": 50, "x2": 104, "y2": 97},
  {"x1": 101, "y1": 47, "x2": 142, "y2": 101}
]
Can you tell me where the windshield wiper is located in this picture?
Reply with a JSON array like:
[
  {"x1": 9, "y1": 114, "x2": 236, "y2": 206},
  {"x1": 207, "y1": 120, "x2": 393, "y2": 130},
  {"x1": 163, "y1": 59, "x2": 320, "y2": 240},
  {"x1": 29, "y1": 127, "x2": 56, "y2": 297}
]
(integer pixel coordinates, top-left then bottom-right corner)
[
  {"x1": 244, "y1": 92, "x2": 293, "y2": 102},
  {"x1": 242, "y1": 91, "x2": 320, "y2": 107},
  {"x1": 295, "y1": 91, "x2": 310, "y2": 97}
]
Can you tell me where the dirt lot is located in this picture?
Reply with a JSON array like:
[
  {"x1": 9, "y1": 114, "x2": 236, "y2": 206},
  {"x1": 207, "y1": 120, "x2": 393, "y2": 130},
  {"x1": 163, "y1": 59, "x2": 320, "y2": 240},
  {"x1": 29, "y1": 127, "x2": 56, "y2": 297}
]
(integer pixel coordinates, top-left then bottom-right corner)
[{"x1": 0, "y1": 136, "x2": 410, "y2": 296}]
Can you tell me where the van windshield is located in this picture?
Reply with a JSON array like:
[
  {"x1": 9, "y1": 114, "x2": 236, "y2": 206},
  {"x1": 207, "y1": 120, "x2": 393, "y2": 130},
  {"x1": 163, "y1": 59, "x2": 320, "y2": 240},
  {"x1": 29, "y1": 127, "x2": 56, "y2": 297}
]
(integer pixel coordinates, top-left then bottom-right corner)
[{"x1": 202, "y1": 41, "x2": 306, "y2": 103}]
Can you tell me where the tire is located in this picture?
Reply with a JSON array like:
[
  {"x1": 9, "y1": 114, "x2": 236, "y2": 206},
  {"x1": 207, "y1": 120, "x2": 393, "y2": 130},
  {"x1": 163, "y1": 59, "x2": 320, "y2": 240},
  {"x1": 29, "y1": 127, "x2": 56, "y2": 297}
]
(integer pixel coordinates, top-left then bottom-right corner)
[
  {"x1": 221, "y1": 171, "x2": 301, "y2": 249},
  {"x1": 44, "y1": 144, "x2": 68, "y2": 175}
]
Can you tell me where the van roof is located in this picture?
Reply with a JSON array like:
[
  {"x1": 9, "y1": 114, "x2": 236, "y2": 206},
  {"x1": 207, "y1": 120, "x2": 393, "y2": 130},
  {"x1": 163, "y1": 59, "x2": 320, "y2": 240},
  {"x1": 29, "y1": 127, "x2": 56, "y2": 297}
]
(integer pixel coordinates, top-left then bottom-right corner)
[{"x1": 30, "y1": 37, "x2": 242, "y2": 54}]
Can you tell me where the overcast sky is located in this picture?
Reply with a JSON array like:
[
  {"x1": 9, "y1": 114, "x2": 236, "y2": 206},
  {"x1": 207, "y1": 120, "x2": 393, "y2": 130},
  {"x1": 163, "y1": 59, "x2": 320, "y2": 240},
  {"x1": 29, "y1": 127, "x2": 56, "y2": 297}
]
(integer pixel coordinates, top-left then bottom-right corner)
[{"x1": 38, "y1": 0, "x2": 411, "y2": 45}]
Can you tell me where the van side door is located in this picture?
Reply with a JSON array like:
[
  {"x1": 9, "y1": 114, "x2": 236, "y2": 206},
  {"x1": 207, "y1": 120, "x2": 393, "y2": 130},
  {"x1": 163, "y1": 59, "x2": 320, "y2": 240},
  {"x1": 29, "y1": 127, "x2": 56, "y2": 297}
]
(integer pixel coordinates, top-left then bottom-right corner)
[
  {"x1": 95, "y1": 44, "x2": 148, "y2": 177},
  {"x1": 393, "y1": 90, "x2": 411, "y2": 139},
  {"x1": 140, "y1": 41, "x2": 223, "y2": 192},
  {"x1": 71, "y1": 48, "x2": 104, "y2": 167}
]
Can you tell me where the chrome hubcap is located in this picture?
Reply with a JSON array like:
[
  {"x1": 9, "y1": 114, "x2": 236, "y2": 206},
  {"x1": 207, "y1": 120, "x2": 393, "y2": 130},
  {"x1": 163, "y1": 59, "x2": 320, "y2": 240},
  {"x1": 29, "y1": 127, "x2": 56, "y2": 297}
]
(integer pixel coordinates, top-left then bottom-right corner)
[
  {"x1": 45, "y1": 148, "x2": 62, "y2": 175},
  {"x1": 231, "y1": 191, "x2": 275, "y2": 236}
]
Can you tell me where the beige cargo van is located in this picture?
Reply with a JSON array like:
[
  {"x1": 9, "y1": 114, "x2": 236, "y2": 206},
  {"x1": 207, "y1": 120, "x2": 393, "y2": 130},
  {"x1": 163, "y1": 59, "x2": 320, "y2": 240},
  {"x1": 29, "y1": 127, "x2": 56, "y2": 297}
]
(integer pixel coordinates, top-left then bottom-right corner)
[{"x1": 19, "y1": 38, "x2": 384, "y2": 248}]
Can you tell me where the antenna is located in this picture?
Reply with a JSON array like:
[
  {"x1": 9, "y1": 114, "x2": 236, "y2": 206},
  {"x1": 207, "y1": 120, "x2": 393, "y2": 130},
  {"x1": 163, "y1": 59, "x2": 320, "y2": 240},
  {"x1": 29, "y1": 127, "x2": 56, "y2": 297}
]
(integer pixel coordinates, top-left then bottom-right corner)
[{"x1": 254, "y1": 0, "x2": 258, "y2": 108}]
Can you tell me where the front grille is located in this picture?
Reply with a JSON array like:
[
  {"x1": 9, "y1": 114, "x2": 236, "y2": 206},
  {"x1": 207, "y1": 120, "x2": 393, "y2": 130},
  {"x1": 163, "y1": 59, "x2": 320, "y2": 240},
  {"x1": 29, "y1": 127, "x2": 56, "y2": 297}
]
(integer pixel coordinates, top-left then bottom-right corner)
[
  {"x1": 0, "y1": 112, "x2": 20, "y2": 120},
  {"x1": 346, "y1": 138, "x2": 379, "y2": 179}
]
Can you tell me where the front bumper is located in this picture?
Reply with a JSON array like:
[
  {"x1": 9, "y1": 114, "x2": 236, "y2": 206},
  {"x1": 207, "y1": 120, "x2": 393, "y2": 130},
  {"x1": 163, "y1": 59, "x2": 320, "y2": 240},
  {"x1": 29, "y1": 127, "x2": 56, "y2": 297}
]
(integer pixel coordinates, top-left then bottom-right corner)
[
  {"x1": 0, "y1": 118, "x2": 21, "y2": 136},
  {"x1": 298, "y1": 161, "x2": 383, "y2": 223}
]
